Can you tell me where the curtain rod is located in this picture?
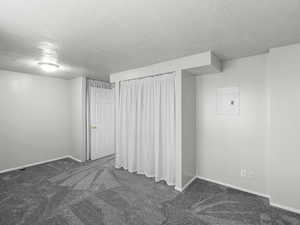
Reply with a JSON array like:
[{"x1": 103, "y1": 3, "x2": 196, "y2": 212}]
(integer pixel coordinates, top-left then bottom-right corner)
[
  {"x1": 120, "y1": 71, "x2": 176, "y2": 82},
  {"x1": 86, "y1": 77, "x2": 111, "y2": 83},
  {"x1": 86, "y1": 78, "x2": 114, "y2": 89}
]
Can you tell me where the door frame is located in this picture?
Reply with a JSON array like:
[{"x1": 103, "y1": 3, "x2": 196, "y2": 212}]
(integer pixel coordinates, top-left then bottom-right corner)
[{"x1": 86, "y1": 78, "x2": 114, "y2": 161}]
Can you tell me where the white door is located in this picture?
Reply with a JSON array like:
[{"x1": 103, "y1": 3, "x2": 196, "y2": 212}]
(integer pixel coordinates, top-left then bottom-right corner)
[{"x1": 90, "y1": 86, "x2": 114, "y2": 160}]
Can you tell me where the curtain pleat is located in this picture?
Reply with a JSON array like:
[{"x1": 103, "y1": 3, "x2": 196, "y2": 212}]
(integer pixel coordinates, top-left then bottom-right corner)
[{"x1": 115, "y1": 73, "x2": 176, "y2": 185}]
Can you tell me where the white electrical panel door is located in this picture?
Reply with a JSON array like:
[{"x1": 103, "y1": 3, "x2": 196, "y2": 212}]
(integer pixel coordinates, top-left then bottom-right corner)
[{"x1": 217, "y1": 87, "x2": 240, "y2": 115}]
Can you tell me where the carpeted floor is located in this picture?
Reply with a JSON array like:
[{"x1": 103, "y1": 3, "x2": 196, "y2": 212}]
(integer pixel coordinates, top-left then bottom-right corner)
[{"x1": 0, "y1": 155, "x2": 299, "y2": 225}]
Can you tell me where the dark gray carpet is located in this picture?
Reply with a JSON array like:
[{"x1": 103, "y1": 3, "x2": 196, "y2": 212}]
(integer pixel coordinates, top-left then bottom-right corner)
[{"x1": 0, "y1": 155, "x2": 299, "y2": 225}]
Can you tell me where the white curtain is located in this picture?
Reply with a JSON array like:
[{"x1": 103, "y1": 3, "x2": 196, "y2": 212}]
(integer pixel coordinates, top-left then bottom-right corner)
[{"x1": 115, "y1": 72, "x2": 176, "y2": 185}]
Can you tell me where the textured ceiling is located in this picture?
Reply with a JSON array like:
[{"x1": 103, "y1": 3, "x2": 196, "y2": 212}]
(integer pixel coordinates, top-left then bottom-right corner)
[{"x1": 0, "y1": 0, "x2": 300, "y2": 80}]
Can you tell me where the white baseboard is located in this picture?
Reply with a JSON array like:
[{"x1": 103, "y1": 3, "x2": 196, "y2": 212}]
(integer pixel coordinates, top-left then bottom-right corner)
[
  {"x1": 67, "y1": 155, "x2": 82, "y2": 163},
  {"x1": 271, "y1": 202, "x2": 300, "y2": 215},
  {"x1": 0, "y1": 155, "x2": 70, "y2": 174},
  {"x1": 197, "y1": 176, "x2": 270, "y2": 199},
  {"x1": 0, "y1": 155, "x2": 82, "y2": 174},
  {"x1": 197, "y1": 176, "x2": 300, "y2": 215},
  {"x1": 175, "y1": 176, "x2": 198, "y2": 192},
  {"x1": 174, "y1": 186, "x2": 181, "y2": 192}
]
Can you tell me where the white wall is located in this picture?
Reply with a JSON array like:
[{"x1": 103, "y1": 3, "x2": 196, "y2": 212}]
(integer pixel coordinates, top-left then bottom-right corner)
[
  {"x1": 0, "y1": 70, "x2": 71, "y2": 171},
  {"x1": 182, "y1": 71, "x2": 197, "y2": 186},
  {"x1": 70, "y1": 76, "x2": 86, "y2": 161},
  {"x1": 267, "y1": 44, "x2": 300, "y2": 210},
  {"x1": 196, "y1": 54, "x2": 268, "y2": 195}
]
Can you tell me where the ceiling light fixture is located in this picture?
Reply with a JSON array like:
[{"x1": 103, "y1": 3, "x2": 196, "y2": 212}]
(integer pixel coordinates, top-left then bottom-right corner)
[{"x1": 38, "y1": 62, "x2": 60, "y2": 73}]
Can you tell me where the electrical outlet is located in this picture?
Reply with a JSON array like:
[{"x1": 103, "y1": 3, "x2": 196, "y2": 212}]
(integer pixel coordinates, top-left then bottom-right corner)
[
  {"x1": 240, "y1": 169, "x2": 247, "y2": 177},
  {"x1": 240, "y1": 169, "x2": 254, "y2": 178}
]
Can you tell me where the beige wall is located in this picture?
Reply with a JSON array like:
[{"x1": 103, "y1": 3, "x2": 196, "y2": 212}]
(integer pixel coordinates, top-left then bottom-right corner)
[
  {"x1": 70, "y1": 76, "x2": 86, "y2": 161},
  {"x1": 182, "y1": 71, "x2": 197, "y2": 186},
  {"x1": 267, "y1": 44, "x2": 300, "y2": 210},
  {"x1": 196, "y1": 54, "x2": 268, "y2": 195},
  {"x1": 196, "y1": 45, "x2": 300, "y2": 212},
  {"x1": 0, "y1": 70, "x2": 71, "y2": 171}
]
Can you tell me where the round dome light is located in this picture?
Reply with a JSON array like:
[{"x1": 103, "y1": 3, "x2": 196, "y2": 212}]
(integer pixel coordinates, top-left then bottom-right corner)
[{"x1": 38, "y1": 62, "x2": 60, "y2": 73}]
